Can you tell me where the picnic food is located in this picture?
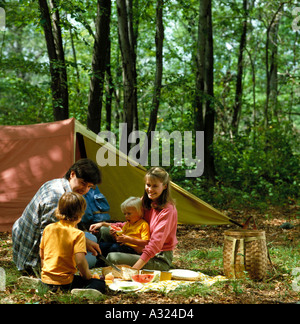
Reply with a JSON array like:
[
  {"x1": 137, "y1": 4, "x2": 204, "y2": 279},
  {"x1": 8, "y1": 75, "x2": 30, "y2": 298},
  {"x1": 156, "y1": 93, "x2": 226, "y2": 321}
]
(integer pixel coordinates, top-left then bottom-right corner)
[
  {"x1": 102, "y1": 265, "x2": 138, "y2": 280},
  {"x1": 122, "y1": 266, "x2": 139, "y2": 280},
  {"x1": 105, "y1": 272, "x2": 114, "y2": 285},
  {"x1": 110, "y1": 224, "x2": 123, "y2": 236},
  {"x1": 131, "y1": 274, "x2": 155, "y2": 283},
  {"x1": 110, "y1": 225, "x2": 122, "y2": 232}
]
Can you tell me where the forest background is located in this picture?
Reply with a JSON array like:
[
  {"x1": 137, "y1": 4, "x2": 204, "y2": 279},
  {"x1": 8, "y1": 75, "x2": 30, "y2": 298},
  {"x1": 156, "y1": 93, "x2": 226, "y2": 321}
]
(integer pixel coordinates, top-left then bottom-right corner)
[{"x1": 0, "y1": 0, "x2": 299, "y2": 212}]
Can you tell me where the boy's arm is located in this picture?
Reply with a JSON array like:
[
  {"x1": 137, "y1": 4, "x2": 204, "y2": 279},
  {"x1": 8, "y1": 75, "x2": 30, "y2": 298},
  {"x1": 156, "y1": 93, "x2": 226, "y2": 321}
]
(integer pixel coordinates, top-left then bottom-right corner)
[
  {"x1": 39, "y1": 248, "x2": 44, "y2": 268},
  {"x1": 39, "y1": 234, "x2": 45, "y2": 268},
  {"x1": 75, "y1": 252, "x2": 92, "y2": 280}
]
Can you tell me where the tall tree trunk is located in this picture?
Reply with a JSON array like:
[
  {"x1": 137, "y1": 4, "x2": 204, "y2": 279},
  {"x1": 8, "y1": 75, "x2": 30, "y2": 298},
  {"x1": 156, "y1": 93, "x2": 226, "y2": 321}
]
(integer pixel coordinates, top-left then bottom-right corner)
[
  {"x1": 203, "y1": 0, "x2": 215, "y2": 182},
  {"x1": 87, "y1": 0, "x2": 111, "y2": 134},
  {"x1": 114, "y1": 46, "x2": 122, "y2": 129},
  {"x1": 38, "y1": 0, "x2": 69, "y2": 121},
  {"x1": 195, "y1": 0, "x2": 215, "y2": 182},
  {"x1": 116, "y1": 0, "x2": 138, "y2": 152},
  {"x1": 269, "y1": 19, "x2": 280, "y2": 121},
  {"x1": 246, "y1": 47, "x2": 257, "y2": 139},
  {"x1": 265, "y1": 3, "x2": 284, "y2": 127},
  {"x1": 105, "y1": 37, "x2": 114, "y2": 131},
  {"x1": 194, "y1": 0, "x2": 206, "y2": 132},
  {"x1": 69, "y1": 24, "x2": 84, "y2": 117},
  {"x1": 69, "y1": 25, "x2": 81, "y2": 97},
  {"x1": 127, "y1": 0, "x2": 139, "y2": 131},
  {"x1": 143, "y1": 0, "x2": 164, "y2": 163},
  {"x1": 232, "y1": 0, "x2": 248, "y2": 135}
]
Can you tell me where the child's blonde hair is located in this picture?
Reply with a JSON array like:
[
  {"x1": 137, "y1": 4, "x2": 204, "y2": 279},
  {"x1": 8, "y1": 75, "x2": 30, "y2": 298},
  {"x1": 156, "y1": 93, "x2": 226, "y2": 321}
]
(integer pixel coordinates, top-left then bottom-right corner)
[
  {"x1": 55, "y1": 192, "x2": 87, "y2": 222},
  {"x1": 120, "y1": 197, "x2": 143, "y2": 217}
]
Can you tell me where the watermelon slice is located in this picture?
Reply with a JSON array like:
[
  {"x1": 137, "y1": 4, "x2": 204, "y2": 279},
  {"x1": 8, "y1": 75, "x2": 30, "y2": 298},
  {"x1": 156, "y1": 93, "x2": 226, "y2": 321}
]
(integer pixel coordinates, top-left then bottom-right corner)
[
  {"x1": 131, "y1": 271, "x2": 160, "y2": 283},
  {"x1": 131, "y1": 274, "x2": 155, "y2": 283},
  {"x1": 110, "y1": 225, "x2": 122, "y2": 231},
  {"x1": 110, "y1": 225, "x2": 122, "y2": 235}
]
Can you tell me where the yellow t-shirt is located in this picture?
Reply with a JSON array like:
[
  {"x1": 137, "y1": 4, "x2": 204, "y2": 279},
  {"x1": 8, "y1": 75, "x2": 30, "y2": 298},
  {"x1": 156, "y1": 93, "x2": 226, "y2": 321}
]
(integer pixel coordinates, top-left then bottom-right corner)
[
  {"x1": 121, "y1": 219, "x2": 150, "y2": 248},
  {"x1": 40, "y1": 220, "x2": 86, "y2": 285}
]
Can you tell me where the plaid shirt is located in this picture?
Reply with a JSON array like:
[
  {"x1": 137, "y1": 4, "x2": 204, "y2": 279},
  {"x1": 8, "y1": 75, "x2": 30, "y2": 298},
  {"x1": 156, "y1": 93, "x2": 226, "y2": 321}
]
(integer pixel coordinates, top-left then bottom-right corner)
[{"x1": 12, "y1": 178, "x2": 71, "y2": 270}]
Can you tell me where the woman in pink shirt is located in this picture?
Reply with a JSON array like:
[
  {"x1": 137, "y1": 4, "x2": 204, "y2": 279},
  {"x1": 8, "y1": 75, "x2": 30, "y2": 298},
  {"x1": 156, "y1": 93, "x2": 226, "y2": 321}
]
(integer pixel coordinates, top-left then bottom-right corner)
[{"x1": 106, "y1": 167, "x2": 178, "y2": 271}]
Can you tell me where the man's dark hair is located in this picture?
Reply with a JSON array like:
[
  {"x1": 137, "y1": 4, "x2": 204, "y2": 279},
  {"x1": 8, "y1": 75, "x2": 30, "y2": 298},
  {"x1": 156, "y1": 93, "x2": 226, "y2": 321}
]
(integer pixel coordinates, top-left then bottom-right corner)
[{"x1": 64, "y1": 159, "x2": 101, "y2": 184}]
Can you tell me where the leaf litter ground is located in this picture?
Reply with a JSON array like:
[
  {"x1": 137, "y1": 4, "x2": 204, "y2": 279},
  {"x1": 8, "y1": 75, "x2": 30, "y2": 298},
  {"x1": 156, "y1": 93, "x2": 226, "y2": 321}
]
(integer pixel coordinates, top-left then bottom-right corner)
[{"x1": 0, "y1": 205, "x2": 299, "y2": 304}]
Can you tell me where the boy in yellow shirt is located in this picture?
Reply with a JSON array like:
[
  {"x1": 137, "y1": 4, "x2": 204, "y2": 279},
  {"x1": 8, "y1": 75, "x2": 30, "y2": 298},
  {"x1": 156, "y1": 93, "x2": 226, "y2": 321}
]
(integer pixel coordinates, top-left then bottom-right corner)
[
  {"x1": 89, "y1": 197, "x2": 150, "y2": 259},
  {"x1": 40, "y1": 192, "x2": 105, "y2": 295}
]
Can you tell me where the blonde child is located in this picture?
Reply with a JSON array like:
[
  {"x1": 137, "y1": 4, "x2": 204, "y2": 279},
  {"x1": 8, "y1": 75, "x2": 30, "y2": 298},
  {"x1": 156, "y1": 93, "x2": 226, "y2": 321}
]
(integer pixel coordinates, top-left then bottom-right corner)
[
  {"x1": 89, "y1": 197, "x2": 150, "y2": 258},
  {"x1": 104, "y1": 167, "x2": 178, "y2": 271},
  {"x1": 40, "y1": 192, "x2": 105, "y2": 294}
]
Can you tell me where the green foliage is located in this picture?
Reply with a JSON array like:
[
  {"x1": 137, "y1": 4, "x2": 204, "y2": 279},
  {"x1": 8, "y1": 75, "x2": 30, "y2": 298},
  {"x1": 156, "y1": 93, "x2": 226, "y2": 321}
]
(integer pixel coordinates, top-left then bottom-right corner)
[
  {"x1": 171, "y1": 120, "x2": 299, "y2": 210},
  {"x1": 0, "y1": 0, "x2": 299, "y2": 210},
  {"x1": 213, "y1": 122, "x2": 300, "y2": 208}
]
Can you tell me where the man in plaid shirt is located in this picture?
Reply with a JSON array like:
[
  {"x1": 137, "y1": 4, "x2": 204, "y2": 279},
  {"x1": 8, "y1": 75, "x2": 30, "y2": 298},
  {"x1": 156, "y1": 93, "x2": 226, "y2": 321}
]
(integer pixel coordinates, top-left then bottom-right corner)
[{"x1": 12, "y1": 159, "x2": 102, "y2": 274}]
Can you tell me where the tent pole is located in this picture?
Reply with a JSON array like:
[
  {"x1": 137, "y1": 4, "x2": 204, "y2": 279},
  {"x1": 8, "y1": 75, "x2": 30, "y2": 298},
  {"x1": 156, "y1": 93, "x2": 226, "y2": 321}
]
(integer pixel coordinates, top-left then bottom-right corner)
[{"x1": 229, "y1": 219, "x2": 243, "y2": 228}]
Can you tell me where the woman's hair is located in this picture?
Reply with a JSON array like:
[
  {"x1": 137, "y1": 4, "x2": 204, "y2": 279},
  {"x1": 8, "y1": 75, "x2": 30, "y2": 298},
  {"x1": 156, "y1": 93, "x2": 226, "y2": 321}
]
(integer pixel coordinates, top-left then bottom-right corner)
[
  {"x1": 55, "y1": 192, "x2": 87, "y2": 222},
  {"x1": 142, "y1": 167, "x2": 175, "y2": 210},
  {"x1": 121, "y1": 197, "x2": 143, "y2": 217},
  {"x1": 64, "y1": 158, "x2": 101, "y2": 185}
]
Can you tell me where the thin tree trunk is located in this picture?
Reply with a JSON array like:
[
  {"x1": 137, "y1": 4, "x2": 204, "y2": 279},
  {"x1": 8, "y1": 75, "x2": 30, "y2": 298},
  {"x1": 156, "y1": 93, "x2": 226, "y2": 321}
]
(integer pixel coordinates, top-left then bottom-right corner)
[
  {"x1": 87, "y1": 0, "x2": 111, "y2": 134},
  {"x1": 38, "y1": 0, "x2": 69, "y2": 121},
  {"x1": 246, "y1": 47, "x2": 257, "y2": 138},
  {"x1": 265, "y1": 3, "x2": 284, "y2": 127},
  {"x1": 203, "y1": 0, "x2": 215, "y2": 182},
  {"x1": 69, "y1": 26, "x2": 81, "y2": 96},
  {"x1": 195, "y1": 0, "x2": 215, "y2": 182},
  {"x1": 126, "y1": 0, "x2": 139, "y2": 131},
  {"x1": 116, "y1": 0, "x2": 138, "y2": 152},
  {"x1": 194, "y1": 0, "x2": 206, "y2": 132},
  {"x1": 143, "y1": 0, "x2": 164, "y2": 163},
  {"x1": 269, "y1": 19, "x2": 280, "y2": 121},
  {"x1": 232, "y1": 0, "x2": 248, "y2": 135},
  {"x1": 105, "y1": 37, "x2": 113, "y2": 131}
]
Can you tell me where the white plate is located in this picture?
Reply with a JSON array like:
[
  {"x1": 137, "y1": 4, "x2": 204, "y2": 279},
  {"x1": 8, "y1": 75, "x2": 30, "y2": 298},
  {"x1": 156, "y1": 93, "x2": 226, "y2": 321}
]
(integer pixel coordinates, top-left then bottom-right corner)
[
  {"x1": 170, "y1": 269, "x2": 200, "y2": 280},
  {"x1": 109, "y1": 281, "x2": 143, "y2": 292}
]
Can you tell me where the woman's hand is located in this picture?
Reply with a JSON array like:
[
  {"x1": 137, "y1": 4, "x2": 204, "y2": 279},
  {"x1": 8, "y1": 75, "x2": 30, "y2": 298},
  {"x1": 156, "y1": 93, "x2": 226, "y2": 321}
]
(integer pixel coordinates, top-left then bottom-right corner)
[{"x1": 132, "y1": 258, "x2": 147, "y2": 270}]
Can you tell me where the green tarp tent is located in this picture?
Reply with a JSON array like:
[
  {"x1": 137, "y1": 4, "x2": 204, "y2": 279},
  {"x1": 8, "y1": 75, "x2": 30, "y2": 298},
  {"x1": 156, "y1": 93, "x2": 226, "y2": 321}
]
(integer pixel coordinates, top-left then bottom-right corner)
[{"x1": 0, "y1": 118, "x2": 239, "y2": 231}]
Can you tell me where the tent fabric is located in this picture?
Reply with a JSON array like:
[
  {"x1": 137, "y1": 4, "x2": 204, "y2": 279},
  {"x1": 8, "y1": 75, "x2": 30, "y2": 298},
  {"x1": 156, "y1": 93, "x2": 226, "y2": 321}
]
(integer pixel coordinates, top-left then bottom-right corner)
[
  {"x1": 75, "y1": 120, "x2": 232, "y2": 226},
  {"x1": 0, "y1": 119, "x2": 75, "y2": 231},
  {"x1": 0, "y1": 118, "x2": 233, "y2": 232}
]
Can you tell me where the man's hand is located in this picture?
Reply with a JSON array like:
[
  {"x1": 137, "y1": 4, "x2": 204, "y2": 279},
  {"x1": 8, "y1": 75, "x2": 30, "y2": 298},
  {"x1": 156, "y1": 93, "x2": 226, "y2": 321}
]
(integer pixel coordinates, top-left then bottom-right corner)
[{"x1": 86, "y1": 237, "x2": 101, "y2": 256}]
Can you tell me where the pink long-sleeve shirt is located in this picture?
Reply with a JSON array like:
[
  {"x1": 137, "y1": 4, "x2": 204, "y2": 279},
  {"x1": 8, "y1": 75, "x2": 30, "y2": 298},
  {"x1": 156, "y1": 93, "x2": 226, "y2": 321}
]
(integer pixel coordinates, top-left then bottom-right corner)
[{"x1": 140, "y1": 202, "x2": 178, "y2": 264}]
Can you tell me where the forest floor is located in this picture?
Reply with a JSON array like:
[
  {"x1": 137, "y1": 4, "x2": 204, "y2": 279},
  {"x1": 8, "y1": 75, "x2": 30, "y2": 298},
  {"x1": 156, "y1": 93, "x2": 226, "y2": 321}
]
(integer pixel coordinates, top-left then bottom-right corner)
[{"x1": 0, "y1": 204, "x2": 299, "y2": 305}]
